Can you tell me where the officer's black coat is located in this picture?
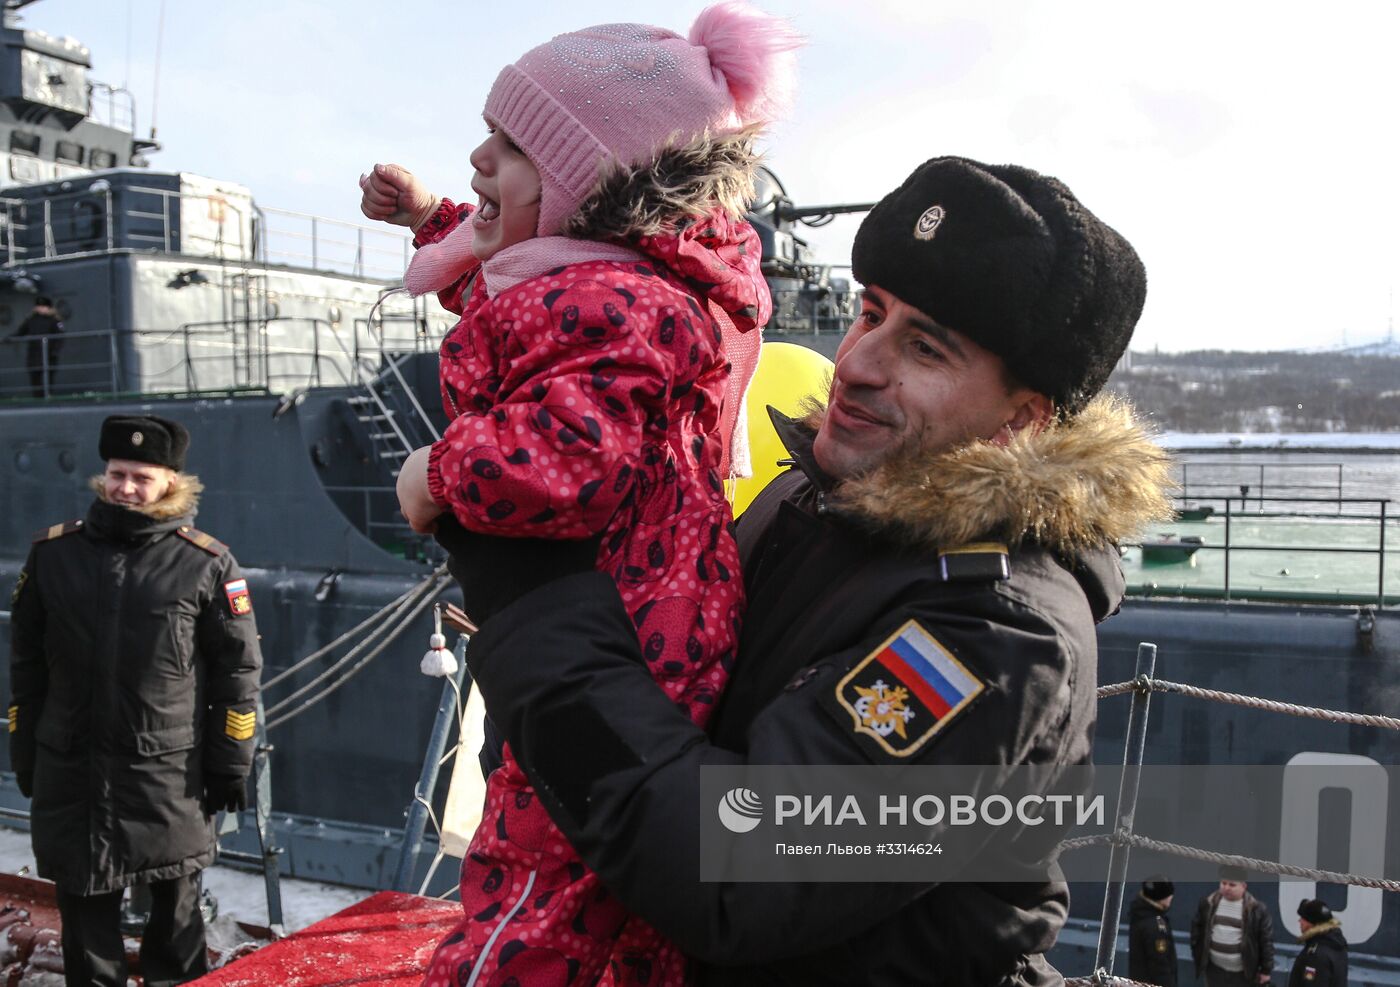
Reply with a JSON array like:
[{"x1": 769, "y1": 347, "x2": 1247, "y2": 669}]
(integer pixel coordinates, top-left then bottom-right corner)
[
  {"x1": 1128, "y1": 894, "x2": 1178, "y2": 986},
  {"x1": 464, "y1": 398, "x2": 1171, "y2": 986},
  {"x1": 9, "y1": 477, "x2": 262, "y2": 894},
  {"x1": 1288, "y1": 923, "x2": 1347, "y2": 987}
]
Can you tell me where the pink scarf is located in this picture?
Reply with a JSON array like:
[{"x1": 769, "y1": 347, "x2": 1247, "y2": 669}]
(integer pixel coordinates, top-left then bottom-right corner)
[{"x1": 403, "y1": 220, "x2": 642, "y2": 299}]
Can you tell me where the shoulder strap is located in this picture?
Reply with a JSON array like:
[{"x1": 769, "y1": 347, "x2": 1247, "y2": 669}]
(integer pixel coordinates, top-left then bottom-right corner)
[
  {"x1": 31, "y1": 519, "x2": 84, "y2": 543},
  {"x1": 938, "y1": 542, "x2": 1011, "y2": 582},
  {"x1": 175, "y1": 525, "x2": 227, "y2": 556}
]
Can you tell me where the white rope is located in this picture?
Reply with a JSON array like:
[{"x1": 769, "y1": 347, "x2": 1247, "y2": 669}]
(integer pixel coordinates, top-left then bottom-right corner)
[
  {"x1": 1097, "y1": 677, "x2": 1400, "y2": 731},
  {"x1": 1059, "y1": 832, "x2": 1400, "y2": 893}
]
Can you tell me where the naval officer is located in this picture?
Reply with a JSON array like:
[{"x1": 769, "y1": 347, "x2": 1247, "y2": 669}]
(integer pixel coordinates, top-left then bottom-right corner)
[{"x1": 9, "y1": 414, "x2": 262, "y2": 986}]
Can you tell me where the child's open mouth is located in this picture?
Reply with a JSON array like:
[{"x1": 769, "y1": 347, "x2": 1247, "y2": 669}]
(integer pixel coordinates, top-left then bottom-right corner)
[{"x1": 475, "y1": 196, "x2": 500, "y2": 223}]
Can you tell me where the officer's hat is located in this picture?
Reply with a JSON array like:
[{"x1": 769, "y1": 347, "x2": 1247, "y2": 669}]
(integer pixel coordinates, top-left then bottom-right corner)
[
  {"x1": 1297, "y1": 899, "x2": 1333, "y2": 924},
  {"x1": 1142, "y1": 877, "x2": 1175, "y2": 902},
  {"x1": 99, "y1": 415, "x2": 190, "y2": 471}
]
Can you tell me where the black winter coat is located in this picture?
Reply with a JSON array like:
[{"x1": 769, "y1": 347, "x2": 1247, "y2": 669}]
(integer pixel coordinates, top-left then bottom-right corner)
[
  {"x1": 8, "y1": 479, "x2": 262, "y2": 894},
  {"x1": 462, "y1": 400, "x2": 1171, "y2": 986},
  {"x1": 1190, "y1": 891, "x2": 1275, "y2": 982},
  {"x1": 1289, "y1": 924, "x2": 1346, "y2": 987},
  {"x1": 1128, "y1": 894, "x2": 1178, "y2": 986}
]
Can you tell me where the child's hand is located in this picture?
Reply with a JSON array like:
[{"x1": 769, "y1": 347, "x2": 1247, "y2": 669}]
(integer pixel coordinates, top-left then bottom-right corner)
[
  {"x1": 396, "y1": 445, "x2": 443, "y2": 533},
  {"x1": 359, "y1": 164, "x2": 440, "y2": 231}
]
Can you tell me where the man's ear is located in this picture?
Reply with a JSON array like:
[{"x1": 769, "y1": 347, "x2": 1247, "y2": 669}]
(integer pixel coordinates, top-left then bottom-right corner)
[{"x1": 991, "y1": 391, "x2": 1054, "y2": 446}]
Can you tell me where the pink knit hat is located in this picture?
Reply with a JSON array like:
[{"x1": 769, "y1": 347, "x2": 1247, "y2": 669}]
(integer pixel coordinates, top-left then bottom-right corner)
[{"x1": 485, "y1": 2, "x2": 802, "y2": 236}]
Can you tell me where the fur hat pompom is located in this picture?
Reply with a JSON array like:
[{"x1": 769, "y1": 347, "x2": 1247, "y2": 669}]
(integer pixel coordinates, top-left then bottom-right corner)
[{"x1": 689, "y1": 2, "x2": 802, "y2": 127}]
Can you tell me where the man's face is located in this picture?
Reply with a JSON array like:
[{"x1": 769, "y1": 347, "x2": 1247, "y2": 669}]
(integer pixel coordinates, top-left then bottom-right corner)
[
  {"x1": 103, "y1": 458, "x2": 175, "y2": 507},
  {"x1": 1218, "y1": 880, "x2": 1246, "y2": 902},
  {"x1": 812, "y1": 285, "x2": 1049, "y2": 479}
]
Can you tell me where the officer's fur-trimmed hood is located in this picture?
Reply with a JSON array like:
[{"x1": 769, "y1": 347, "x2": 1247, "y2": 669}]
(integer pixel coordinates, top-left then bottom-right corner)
[
  {"x1": 89, "y1": 472, "x2": 203, "y2": 520},
  {"x1": 563, "y1": 125, "x2": 762, "y2": 242},
  {"x1": 807, "y1": 395, "x2": 1174, "y2": 553}
]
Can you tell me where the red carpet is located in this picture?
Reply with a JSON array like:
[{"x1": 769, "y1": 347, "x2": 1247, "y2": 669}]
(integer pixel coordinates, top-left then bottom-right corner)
[{"x1": 195, "y1": 890, "x2": 458, "y2": 986}]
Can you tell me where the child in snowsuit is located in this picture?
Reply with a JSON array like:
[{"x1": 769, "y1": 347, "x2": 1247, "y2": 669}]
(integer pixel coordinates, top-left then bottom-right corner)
[{"x1": 362, "y1": 5, "x2": 800, "y2": 985}]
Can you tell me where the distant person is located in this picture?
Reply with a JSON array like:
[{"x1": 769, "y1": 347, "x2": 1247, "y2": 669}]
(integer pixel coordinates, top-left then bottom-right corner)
[
  {"x1": 1191, "y1": 866, "x2": 1275, "y2": 985},
  {"x1": 1289, "y1": 899, "x2": 1347, "y2": 987},
  {"x1": 1130, "y1": 877, "x2": 1179, "y2": 986},
  {"x1": 362, "y1": 4, "x2": 801, "y2": 983},
  {"x1": 13, "y1": 294, "x2": 63, "y2": 397},
  {"x1": 9, "y1": 415, "x2": 263, "y2": 987}
]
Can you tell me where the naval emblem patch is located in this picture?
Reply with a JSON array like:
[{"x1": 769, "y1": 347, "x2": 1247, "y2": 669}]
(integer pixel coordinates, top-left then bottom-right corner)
[
  {"x1": 833, "y1": 620, "x2": 986, "y2": 758},
  {"x1": 914, "y1": 204, "x2": 945, "y2": 241},
  {"x1": 224, "y1": 578, "x2": 252, "y2": 616}
]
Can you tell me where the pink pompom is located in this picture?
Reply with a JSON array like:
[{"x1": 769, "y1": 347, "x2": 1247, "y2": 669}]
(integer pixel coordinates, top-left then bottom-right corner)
[{"x1": 689, "y1": 2, "x2": 803, "y2": 126}]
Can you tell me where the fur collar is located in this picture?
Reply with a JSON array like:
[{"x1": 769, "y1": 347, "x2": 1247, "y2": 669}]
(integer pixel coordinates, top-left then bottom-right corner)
[
  {"x1": 1299, "y1": 919, "x2": 1341, "y2": 941},
  {"x1": 1137, "y1": 891, "x2": 1171, "y2": 912},
  {"x1": 800, "y1": 395, "x2": 1174, "y2": 553},
  {"x1": 564, "y1": 125, "x2": 762, "y2": 242},
  {"x1": 89, "y1": 472, "x2": 203, "y2": 520}
]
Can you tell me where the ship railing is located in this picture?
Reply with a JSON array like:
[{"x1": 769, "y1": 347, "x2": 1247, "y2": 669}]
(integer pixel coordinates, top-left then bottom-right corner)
[
  {"x1": 0, "y1": 327, "x2": 121, "y2": 397},
  {"x1": 254, "y1": 205, "x2": 412, "y2": 281},
  {"x1": 1126, "y1": 493, "x2": 1395, "y2": 607},
  {"x1": 87, "y1": 81, "x2": 137, "y2": 134},
  {"x1": 1178, "y1": 460, "x2": 1346, "y2": 507},
  {"x1": 0, "y1": 184, "x2": 251, "y2": 263},
  {"x1": 1063, "y1": 644, "x2": 1400, "y2": 985},
  {"x1": 0, "y1": 186, "x2": 412, "y2": 282}
]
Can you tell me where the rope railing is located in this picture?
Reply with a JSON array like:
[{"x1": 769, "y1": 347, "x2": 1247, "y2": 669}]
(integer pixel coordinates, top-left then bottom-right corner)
[
  {"x1": 1059, "y1": 832, "x2": 1400, "y2": 893},
  {"x1": 1097, "y1": 676, "x2": 1400, "y2": 731},
  {"x1": 264, "y1": 569, "x2": 451, "y2": 730},
  {"x1": 1082, "y1": 658, "x2": 1397, "y2": 981}
]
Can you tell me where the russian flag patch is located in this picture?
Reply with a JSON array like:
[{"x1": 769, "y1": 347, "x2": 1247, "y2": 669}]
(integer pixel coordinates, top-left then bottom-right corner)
[
  {"x1": 224, "y1": 578, "x2": 252, "y2": 616},
  {"x1": 832, "y1": 620, "x2": 987, "y2": 758}
]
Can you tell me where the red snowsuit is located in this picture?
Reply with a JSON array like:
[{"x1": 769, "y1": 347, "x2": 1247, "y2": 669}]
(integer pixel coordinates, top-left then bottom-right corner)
[{"x1": 417, "y1": 200, "x2": 764, "y2": 987}]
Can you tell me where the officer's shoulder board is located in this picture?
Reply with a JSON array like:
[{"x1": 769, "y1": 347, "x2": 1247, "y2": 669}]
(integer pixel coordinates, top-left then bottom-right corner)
[
  {"x1": 937, "y1": 542, "x2": 1010, "y2": 582},
  {"x1": 825, "y1": 618, "x2": 991, "y2": 759},
  {"x1": 31, "y1": 519, "x2": 84, "y2": 543},
  {"x1": 175, "y1": 525, "x2": 228, "y2": 556}
]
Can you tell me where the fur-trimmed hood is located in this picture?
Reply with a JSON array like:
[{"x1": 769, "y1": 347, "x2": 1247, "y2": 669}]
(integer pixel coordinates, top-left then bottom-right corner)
[
  {"x1": 791, "y1": 395, "x2": 1174, "y2": 554},
  {"x1": 565, "y1": 126, "x2": 761, "y2": 243},
  {"x1": 89, "y1": 472, "x2": 203, "y2": 520}
]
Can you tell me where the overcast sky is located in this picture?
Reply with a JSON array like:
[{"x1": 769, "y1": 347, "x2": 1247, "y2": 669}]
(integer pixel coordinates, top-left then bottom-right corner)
[{"x1": 33, "y1": 0, "x2": 1400, "y2": 352}]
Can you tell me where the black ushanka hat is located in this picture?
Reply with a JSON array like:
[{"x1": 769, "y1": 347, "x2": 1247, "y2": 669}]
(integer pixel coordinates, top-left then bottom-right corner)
[
  {"x1": 99, "y1": 414, "x2": 190, "y2": 470},
  {"x1": 851, "y1": 156, "x2": 1147, "y2": 417},
  {"x1": 1297, "y1": 899, "x2": 1333, "y2": 924}
]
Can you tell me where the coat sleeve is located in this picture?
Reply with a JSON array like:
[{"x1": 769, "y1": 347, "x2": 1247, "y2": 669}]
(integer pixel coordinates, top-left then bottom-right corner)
[
  {"x1": 426, "y1": 279, "x2": 675, "y2": 541},
  {"x1": 1190, "y1": 899, "x2": 1207, "y2": 974},
  {"x1": 7, "y1": 548, "x2": 45, "y2": 774},
  {"x1": 412, "y1": 198, "x2": 478, "y2": 315},
  {"x1": 1254, "y1": 904, "x2": 1274, "y2": 975},
  {"x1": 197, "y1": 554, "x2": 263, "y2": 778},
  {"x1": 1127, "y1": 917, "x2": 1148, "y2": 980},
  {"x1": 466, "y1": 570, "x2": 1078, "y2": 965}
]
